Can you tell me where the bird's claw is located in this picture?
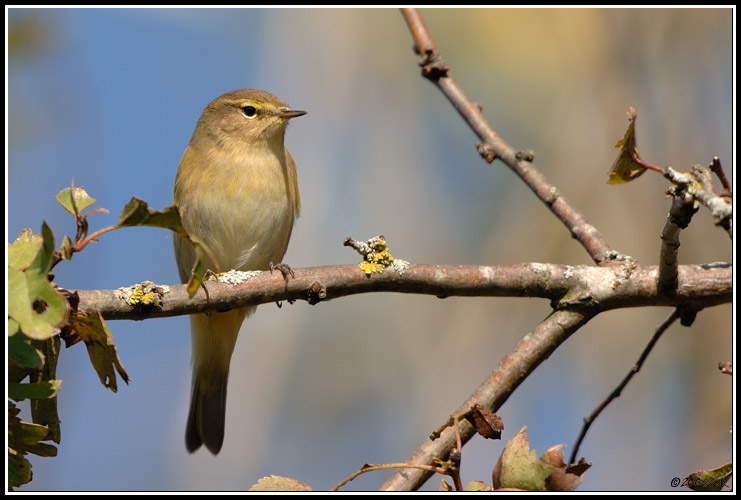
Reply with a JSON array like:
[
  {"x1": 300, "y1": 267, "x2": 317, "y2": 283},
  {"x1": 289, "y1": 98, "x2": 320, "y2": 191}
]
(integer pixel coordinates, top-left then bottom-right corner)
[{"x1": 270, "y1": 262, "x2": 295, "y2": 284}]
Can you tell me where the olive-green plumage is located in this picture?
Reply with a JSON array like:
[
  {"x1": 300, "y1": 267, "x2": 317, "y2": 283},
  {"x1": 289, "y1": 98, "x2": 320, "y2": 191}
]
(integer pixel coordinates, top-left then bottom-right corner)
[{"x1": 174, "y1": 89, "x2": 304, "y2": 454}]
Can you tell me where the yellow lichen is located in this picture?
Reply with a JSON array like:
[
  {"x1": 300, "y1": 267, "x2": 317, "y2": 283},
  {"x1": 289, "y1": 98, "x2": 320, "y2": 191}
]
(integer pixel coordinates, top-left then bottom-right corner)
[
  {"x1": 118, "y1": 281, "x2": 168, "y2": 307},
  {"x1": 359, "y1": 236, "x2": 395, "y2": 275},
  {"x1": 129, "y1": 285, "x2": 144, "y2": 304}
]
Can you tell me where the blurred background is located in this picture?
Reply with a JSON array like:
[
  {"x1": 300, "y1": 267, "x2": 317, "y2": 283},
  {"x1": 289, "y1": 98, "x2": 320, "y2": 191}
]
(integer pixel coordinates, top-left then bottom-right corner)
[{"x1": 7, "y1": 7, "x2": 733, "y2": 492}]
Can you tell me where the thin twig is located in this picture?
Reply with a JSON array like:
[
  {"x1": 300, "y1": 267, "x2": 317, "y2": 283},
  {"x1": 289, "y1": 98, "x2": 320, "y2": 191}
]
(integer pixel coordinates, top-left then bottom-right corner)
[
  {"x1": 708, "y1": 156, "x2": 731, "y2": 194},
  {"x1": 630, "y1": 153, "x2": 664, "y2": 174},
  {"x1": 400, "y1": 8, "x2": 614, "y2": 266},
  {"x1": 568, "y1": 309, "x2": 681, "y2": 465},
  {"x1": 330, "y1": 463, "x2": 446, "y2": 492},
  {"x1": 51, "y1": 223, "x2": 119, "y2": 270}
]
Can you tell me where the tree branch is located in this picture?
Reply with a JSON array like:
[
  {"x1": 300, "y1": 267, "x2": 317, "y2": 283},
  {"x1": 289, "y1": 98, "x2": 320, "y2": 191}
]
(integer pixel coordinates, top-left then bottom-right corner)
[
  {"x1": 401, "y1": 8, "x2": 615, "y2": 266},
  {"x1": 69, "y1": 262, "x2": 731, "y2": 322},
  {"x1": 663, "y1": 166, "x2": 733, "y2": 238},
  {"x1": 658, "y1": 190, "x2": 699, "y2": 296},
  {"x1": 380, "y1": 308, "x2": 596, "y2": 491}
]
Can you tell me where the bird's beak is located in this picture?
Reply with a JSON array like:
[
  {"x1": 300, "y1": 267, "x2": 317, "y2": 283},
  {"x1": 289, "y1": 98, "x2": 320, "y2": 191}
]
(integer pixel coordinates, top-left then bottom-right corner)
[{"x1": 277, "y1": 108, "x2": 307, "y2": 119}]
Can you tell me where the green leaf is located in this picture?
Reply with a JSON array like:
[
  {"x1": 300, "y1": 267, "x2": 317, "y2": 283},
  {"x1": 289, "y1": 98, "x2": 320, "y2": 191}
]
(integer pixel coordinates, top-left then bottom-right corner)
[
  {"x1": 117, "y1": 198, "x2": 216, "y2": 297},
  {"x1": 56, "y1": 185, "x2": 97, "y2": 216},
  {"x1": 8, "y1": 317, "x2": 20, "y2": 335},
  {"x1": 118, "y1": 197, "x2": 183, "y2": 229},
  {"x1": 38, "y1": 222, "x2": 56, "y2": 272},
  {"x1": 58, "y1": 234, "x2": 74, "y2": 261},
  {"x1": 607, "y1": 106, "x2": 648, "y2": 184},
  {"x1": 9, "y1": 420, "x2": 57, "y2": 457},
  {"x1": 29, "y1": 336, "x2": 63, "y2": 443},
  {"x1": 67, "y1": 311, "x2": 130, "y2": 392},
  {"x1": 7, "y1": 225, "x2": 69, "y2": 340},
  {"x1": 492, "y1": 426, "x2": 589, "y2": 492},
  {"x1": 8, "y1": 380, "x2": 62, "y2": 401},
  {"x1": 497, "y1": 427, "x2": 555, "y2": 491},
  {"x1": 686, "y1": 462, "x2": 733, "y2": 491},
  {"x1": 7, "y1": 447, "x2": 33, "y2": 490},
  {"x1": 8, "y1": 329, "x2": 45, "y2": 370},
  {"x1": 8, "y1": 402, "x2": 58, "y2": 460},
  {"x1": 7, "y1": 228, "x2": 43, "y2": 270}
]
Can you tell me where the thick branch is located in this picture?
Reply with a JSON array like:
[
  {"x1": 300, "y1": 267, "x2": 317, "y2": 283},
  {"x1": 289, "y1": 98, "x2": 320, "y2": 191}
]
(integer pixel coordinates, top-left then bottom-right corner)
[
  {"x1": 401, "y1": 8, "x2": 614, "y2": 265},
  {"x1": 70, "y1": 262, "x2": 732, "y2": 321}
]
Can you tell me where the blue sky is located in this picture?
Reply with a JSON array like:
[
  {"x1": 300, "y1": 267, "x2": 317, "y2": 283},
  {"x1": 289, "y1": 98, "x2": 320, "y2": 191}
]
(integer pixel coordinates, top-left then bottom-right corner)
[{"x1": 7, "y1": 7, "x2": 734, "y2": 492}]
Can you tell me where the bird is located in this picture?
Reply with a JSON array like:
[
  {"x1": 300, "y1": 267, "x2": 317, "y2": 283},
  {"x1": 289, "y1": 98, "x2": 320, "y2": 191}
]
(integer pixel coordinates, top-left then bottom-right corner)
[{"x1": 173, "y1": 89, "x2": 305, "y2": 454}]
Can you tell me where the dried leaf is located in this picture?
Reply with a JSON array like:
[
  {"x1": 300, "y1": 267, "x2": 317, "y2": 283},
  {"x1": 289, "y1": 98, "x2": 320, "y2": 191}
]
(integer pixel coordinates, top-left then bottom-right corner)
[
  {"x1": 465, "y1": 405, "x2": 503, "y2": 440},
  {"x1": 67, "y1": 311, "x2": 129, "y2": 392},
  {"x1": 249, "y1": 475, "x2": 312, "y2": 492},
  {"x1": 607, "y1": 106, "x2": 647, "y2": 184},
  {"x1": 565, "y1": 458, "x2": 591, "y2": 477},
  {"x1": 465, "y1": 481, "x2": 494, "y2": 491},
  {"x1": 546, "y1": 468, "x2": 584, "y2": 491},
  {"x1": 439, "y1": 479, "x2": 454, "y2": 491}
]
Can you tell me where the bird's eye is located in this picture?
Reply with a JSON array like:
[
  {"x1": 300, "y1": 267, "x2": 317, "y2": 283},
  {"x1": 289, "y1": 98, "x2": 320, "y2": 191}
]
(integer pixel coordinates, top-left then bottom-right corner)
[{"x1": 241, "y1": 105, "x2": 258, "y2": 119}]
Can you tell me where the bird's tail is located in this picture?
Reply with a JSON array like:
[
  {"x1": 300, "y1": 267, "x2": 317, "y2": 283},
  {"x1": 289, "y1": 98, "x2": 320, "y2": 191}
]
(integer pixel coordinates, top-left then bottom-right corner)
[{"x1": 185, "y1": 308, "x2": 250, "y2": 455}]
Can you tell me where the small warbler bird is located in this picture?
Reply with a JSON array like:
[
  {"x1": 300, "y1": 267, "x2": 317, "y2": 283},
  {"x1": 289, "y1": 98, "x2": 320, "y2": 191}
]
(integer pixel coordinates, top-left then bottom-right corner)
[{"x1": 173, "y1": 89, "x2": 305, "y2": 455}]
